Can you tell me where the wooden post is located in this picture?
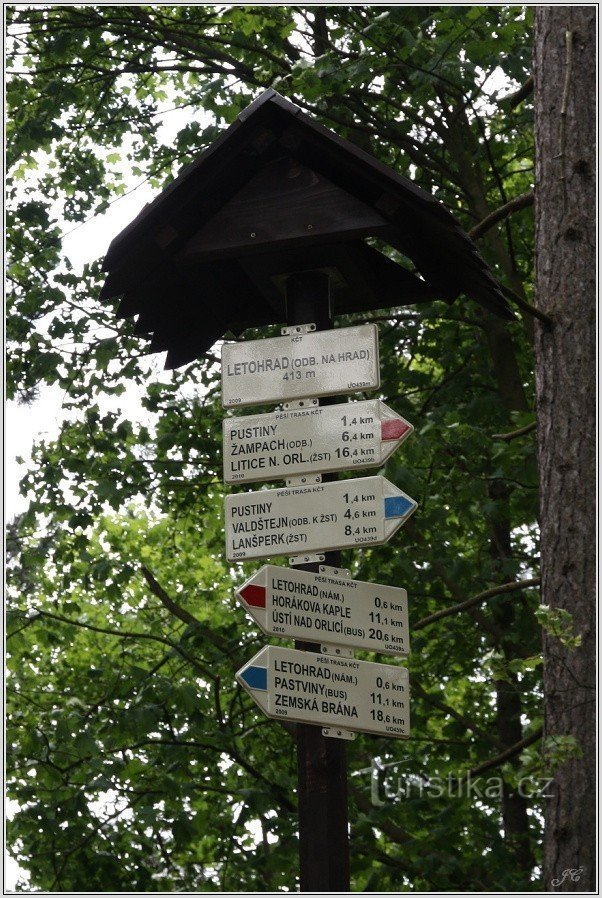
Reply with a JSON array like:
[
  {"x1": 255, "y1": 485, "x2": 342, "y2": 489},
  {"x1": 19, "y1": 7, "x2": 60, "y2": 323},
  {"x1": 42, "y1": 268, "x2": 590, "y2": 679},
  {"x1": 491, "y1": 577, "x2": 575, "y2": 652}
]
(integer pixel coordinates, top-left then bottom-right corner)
[{"x1": 286, "y1": 271, "x2": 350, "y2": 892}]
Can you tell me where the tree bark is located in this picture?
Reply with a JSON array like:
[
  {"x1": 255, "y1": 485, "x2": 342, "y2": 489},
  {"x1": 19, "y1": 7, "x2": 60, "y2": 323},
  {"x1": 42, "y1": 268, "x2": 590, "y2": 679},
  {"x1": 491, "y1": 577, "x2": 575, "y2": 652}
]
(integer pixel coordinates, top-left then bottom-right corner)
[{"x1": 534, "y1": 8, "x2": 596, "y2": 891}]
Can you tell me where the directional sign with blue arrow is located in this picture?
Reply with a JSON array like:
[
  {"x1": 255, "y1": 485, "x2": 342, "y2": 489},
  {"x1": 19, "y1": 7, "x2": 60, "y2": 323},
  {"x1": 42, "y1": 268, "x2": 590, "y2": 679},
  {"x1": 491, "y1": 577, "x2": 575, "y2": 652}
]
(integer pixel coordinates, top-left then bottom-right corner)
[
  {"x1": 225, "y1": 475, "x2": 417, "y2": 561},
  {"x1": 237, "y1": 645, "x2": 410, "y2": 738}
]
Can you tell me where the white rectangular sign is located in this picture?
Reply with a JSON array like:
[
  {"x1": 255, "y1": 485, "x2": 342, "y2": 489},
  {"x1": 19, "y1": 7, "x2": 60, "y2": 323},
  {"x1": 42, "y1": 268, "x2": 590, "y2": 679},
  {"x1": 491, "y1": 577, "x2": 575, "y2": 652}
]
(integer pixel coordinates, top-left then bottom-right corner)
[
  {"x1": 225, "y1": 475, "x2": 417, "y2": 561},
  {"x1": 237, "y1": 645, "x2": 409, "y2": 738},
  {"x1": 236, "y1": 565, "x2": 410, "y2": 656},
  {"x1": 221, "y1": 324, "x2": 380, "y2": 408},
  {"x1": 223, "y1": 400, "x2": 413, "y2": 484}
]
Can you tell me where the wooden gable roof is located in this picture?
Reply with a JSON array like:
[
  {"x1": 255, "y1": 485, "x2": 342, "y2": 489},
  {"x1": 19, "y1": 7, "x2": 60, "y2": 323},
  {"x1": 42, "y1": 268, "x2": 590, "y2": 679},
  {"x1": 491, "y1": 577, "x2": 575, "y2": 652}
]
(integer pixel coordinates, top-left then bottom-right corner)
[{"x1": 100, "y1": 88, "x2": 512, "y2": 368}]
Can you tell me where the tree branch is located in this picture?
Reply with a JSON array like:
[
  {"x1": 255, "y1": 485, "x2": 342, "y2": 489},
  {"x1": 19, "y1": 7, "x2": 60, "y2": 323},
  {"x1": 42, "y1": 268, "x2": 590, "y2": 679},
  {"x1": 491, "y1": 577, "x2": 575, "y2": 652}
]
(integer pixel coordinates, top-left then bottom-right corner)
[
  {"x1": 499, "y1": 75, "x2": 534, "y2": 109},
  {"x1": 350, "y1": 782, "x2": 413, "y2": 844},
  {"x1": 411, "y1": 681, "x2": 500, "y2": 747},
  {"x1": 413, "y1": 578, "x2": 541, "y2": 631},
  {"x1": 501, "y1": 283, "x2": 554, "y2": 328},
  {"x1": 31, "y1": 609, "x2": 216, "y2": 681},
  {"x1": 465, "y1": 726, "x2": 543, "y2": 778},
  {"x1": 50, "y1": 789, "x2": 150, "y2": 889},
  {"x1": 468, "y1": 191, "x2": 534, "y2": 240},
  {"x1": 141, "y1": 565, "x2": 232, "y2": 655},
  {"x1": 32, "y1": 608, "x2": 173, "y2": 644},
  {"x1": 492, "y1": 421, "x2": 537, "y2": 441}
]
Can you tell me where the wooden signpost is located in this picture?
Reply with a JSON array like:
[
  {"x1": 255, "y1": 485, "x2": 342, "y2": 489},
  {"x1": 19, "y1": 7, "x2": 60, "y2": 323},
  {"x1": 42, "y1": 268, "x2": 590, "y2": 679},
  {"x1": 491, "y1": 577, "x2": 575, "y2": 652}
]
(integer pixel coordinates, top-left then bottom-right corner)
[
  {"x1": 102, "y1": 89, "x2": 512, "y2": 894},
  {"x1": 224, "y1": 271, "x2": 416, "y2": 889}
]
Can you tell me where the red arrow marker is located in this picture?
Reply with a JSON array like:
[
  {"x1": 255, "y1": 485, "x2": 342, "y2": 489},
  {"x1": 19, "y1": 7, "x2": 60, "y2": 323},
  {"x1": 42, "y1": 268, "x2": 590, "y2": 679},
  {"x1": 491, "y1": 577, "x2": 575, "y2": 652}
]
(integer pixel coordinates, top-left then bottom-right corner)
[
  {"x1": 381, "y1": 419, "x2": 411, "y2": 441},
  {"x1": 239, "y1": 584, "x2": 266, "y2": 608}
]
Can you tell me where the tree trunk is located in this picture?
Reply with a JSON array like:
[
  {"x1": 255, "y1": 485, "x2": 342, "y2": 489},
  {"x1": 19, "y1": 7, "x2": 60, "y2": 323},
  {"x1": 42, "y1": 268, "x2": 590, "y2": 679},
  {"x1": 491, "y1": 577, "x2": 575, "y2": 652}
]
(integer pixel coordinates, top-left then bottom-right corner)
[{"x1": 534, "y1": 8, "x2": 596, "y2": 891}]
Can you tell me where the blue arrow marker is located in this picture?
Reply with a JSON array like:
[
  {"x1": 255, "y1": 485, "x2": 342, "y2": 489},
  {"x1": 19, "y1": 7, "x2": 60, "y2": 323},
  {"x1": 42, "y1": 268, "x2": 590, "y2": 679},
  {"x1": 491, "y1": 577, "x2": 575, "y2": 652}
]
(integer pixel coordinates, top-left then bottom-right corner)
[
  {"x1": 240, "y1": 665, "x2": 267, "y2": 691},
  {"x1": 384, "y1": 495, "x2": 416, "y2": 519}
]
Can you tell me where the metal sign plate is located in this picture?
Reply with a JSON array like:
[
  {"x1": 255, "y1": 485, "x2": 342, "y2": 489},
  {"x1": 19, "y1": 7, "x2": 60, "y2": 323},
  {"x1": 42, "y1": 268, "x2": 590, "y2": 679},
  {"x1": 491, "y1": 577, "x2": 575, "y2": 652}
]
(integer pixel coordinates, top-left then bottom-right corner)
[
  {"x1": 225, "y1": 475, "x2": 417, "y2": 561},
  {"x1": 237, "y1": 645, "x2": 409, "y2": 738},
  {"x1": 223, "y1": 399, "x2": 413, "y2": 484},
  {"x1": 236, "y1": 565, "x2": 410, "y2": 656},
  {"x1": 221, "y1": 324, "x2": 380, "y2": 408}
]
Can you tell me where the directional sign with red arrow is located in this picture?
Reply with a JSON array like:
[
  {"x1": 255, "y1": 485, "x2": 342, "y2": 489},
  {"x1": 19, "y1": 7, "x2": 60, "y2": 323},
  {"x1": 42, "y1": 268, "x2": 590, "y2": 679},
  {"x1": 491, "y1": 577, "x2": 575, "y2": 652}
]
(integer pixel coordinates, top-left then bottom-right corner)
[
  {"x1": 223, "y1": 399, "x2": 413, "y2": 484},
  {"x1": 236, "y1": 565, "x2": 409, "y2": 655}
]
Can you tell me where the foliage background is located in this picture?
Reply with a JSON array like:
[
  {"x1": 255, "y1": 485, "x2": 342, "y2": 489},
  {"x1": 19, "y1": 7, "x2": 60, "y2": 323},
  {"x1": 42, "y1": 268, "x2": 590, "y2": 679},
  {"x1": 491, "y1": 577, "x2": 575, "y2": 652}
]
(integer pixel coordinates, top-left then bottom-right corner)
[{"x1": 6, "y1": 6, "x2": 551, "y2": 891}]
